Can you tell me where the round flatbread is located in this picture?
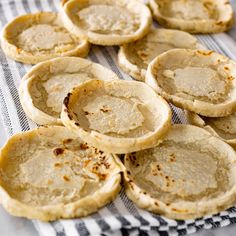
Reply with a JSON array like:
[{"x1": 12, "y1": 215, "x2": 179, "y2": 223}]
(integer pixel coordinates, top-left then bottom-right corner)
[
  {"x1": 0, "y1": 126, "x2": 121, "y2": 221},
  {"x1": 149, "y1": 0, "x2": 233, "y2": 33},
  {"x1": 61, "y1": 79, "x2": 171, "y2": 154},
  {"x1": 146, "y1": 49, "x2": 236, "y2": 117},
  {"x1": 1, "y1": 12, "x2": 90, "y2": 64},
  {"x1": 187, "y1": 111, "x2": 236, "y2": 148},
  {"x1": 118, "y1": 28, "x2": 205, "y2": 81},
  {"x1": 19, "y1": 57, "x2": 119, "y2": 125},
  {"x1": 61, "y1": 0, "x2": 152, "y2": 45},
  {"x1": 123, "y1": 124, "x2": 236, "y2": 220}
]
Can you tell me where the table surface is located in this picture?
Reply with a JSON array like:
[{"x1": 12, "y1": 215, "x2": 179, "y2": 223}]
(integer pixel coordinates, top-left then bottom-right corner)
[{"x1": 0, "y1": 113, "x2": 236, "y2": 236}]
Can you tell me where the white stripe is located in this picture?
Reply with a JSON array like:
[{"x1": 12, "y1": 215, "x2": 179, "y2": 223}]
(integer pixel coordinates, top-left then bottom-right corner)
[
  {"x1": 60, "y1": 220, "x2": 79, "y2": 236},
  {"x1": 213, "y1": 33, "x2": 236, "y2": 60},
  {"x1": 53, "y1": 0, "x2": 60, "y2": 11},
  {"x1": 33, "y1": 221, "x2": 56, "y2": 236},
  {"x1": 0, "y1": 66, "x2": 22, "y2": 134},
  {"x1": 4, "y1": 1, "x2": 36, "y2": 131},
  {"x1": 26, "y1": 0, "x2": 38, "y2": 13},
  {"x1": 82, "y1": 217, "x2": 102, "y2": 235},
  {"x1": 99, "y1": 206, "x2": 122, "y2": 231},
  {"x1": 39, "y1": 0, "x2": 51, "y2": 11},
  {"x1": 17, "y1": 0, "x2": 29, "y2": 14},
  {"x1": 91, "y1": 46, "x2": 111, "y2": 69}
]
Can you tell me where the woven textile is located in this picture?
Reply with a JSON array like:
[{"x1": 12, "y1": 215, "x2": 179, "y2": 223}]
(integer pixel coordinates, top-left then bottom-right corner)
[{"x1": 1, "y1": 0, "x2": 236, "y2": 235}]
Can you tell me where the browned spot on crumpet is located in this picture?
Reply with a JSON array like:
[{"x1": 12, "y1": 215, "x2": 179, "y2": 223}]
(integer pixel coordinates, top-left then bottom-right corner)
[
  {"x1": 197, "y1": 50, "x2": 214, "y2": 56},
  {"x1": 47, "y1": 179, "x2": 53, "y2": 184},
  {"x1": 63, "y1": 175, "x2": 70, "y2": 182},
  {"x1": 224, "y1": 66, "x2": 229, "y2": 70},
  {"x1": 63, "y1": 93, "x2": 72, "y2": 106},
  {"x1": 80, "y1": 143, "x2": 89, "y2": 149},
  {"x1": 75, "y1": 122, "x2": 80, "y2": 126},
  {"x1": 227, "y1": 76, "x2": 234, "y2": 81},
  {"x1": 84, "y1": 111, "x2": 89, "y2": 115},
  {"x1": 216, "y1": 21, "x2": 223, "y2": 26},
  {"x1": 171, "y1": 208, "x2": 188, "y2": 213},
  {"x1": 54, "y1": 163, "x2": 63, "y2": 168},
  {"x1": 139, "y1": 52, "x2": 148, "y2": 58},
  {"x1": 83, "y1": 160, "x2": 91, "y2": 167},
  {"x1": 63, "y1": 138, "x2": 73, "y2": 144},
  {"x1": 100, "y1": 107, "x2": 110, "y2": 113},
  {"x1": 53, "y1": 148, "x2": 64, "y2": 156},
  {"x1": 155, "y1": 202, "x2": 159, "y2": 207},
  {"x1": 98, "y1": 173, "x2": 107, "y2": 180}
]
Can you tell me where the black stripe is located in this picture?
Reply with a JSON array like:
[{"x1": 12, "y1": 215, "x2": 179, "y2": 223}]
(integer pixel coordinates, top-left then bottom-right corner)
[
  {"x1": 228, "y1": 207, "x2": 236, "y2": 213},
  {"x1": 138, "y1": 230, "x2": 149, "y2": 236},
  {"x1": 47, "y1": 0, "x2": 58, "y2": 12},
  {"x1": 33, "y1": 0, "x2": 43, "y2": 11},
  {"x1": 75, "y1": 221, "x2": 90, "y2": 236},
  {"x1": 159, "y1": 231, "x2": 169, "y2": 236},
  {"x1": 51, "y1": 222, "x2": 66, "y2": 236},
  {"x1": 88, "y1": 48, "x2": 100, "y2": 63},
  {"x1": 22, "y1": 0, "x2": 31, "y2": 13},
  {"x1": 0, "y1": 87, "x2": 13, "y2": 135},
  {"x1": 106, "y1": 202, "x2": 131, "y2": 227},
  {"x1": 120, "y1": 189, "x2": 150, "y2": 226},
  {"x1": 92, "y1": 212, "x2": 111, "y2": 232},
  {"x1": 113, "y1": 46, "x2": 119, "y2": 54},
  {"x1": 121, "y1": 228, "x2": 130, "y2": 236},
  {"x1": 8, "y1": 0, "x2": 18, "y2": 16},
  {"x1": 177, "y1": 228, "x2": 188, "y2": 236},
  {"x1": 151, "y1": 214, "x2": 168, "y2": 226},
  {"x1": 100, "y1": 47, "x2": 125, "y2": 80},
  {"x1": 0, "y1": 2, "x2": 30, "y2": 132}
]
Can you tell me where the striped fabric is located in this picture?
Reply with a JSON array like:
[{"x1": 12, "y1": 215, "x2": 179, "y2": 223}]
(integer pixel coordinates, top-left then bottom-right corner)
[{"x1": 1, "y1": 0, "x2": 236, "y2": 235}]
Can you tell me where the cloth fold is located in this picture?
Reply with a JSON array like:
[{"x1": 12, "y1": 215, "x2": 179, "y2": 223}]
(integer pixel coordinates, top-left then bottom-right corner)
[{"x1": 1, "y1": 0, "x2": 236, "y2": 235}]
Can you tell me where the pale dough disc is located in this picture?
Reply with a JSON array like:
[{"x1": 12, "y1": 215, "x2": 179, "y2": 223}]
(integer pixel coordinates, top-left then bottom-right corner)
[
  {"x1": 61, "y1": 79, "x2": 172, "y2": 154},
  {"x1": 146, "y1": 49, "x2": 236, "y2": 117},
  {"x1": 1, "y1": 12, "x2": 90, "y2": 64},
  {"x1": 61, "y1": 0, "x2": 152, "y2": 45},
  {"x1": 123, "y1": 124, "x2": 236, "y2": 220},
  {"x1": 187, "y1": 111, "x2": 236, "y2": 148},
  {"x1": 19, "y1": 57, "x2": 119, "y2": 125},
  {"x1": 149, "y1": 0, "x2": 233, "y2": 33},
  {"x1": 118, "y1": 28, "x2": 205, "y2": 81},
  {"x1": 0, "y1": 126, "x2": 121, "y2": 221}
]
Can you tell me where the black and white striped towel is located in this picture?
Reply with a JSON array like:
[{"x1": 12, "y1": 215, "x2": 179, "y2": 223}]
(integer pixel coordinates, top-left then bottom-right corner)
[{"x1": 1, "y1": 0, "x2": 236, "y2": 235}]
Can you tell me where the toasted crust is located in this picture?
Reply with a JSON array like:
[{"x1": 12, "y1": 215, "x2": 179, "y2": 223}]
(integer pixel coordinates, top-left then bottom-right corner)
[
  {"x1": 118, "y1": 28, "x2": 205, "y2": 81},
  {"x1": 187, "y1": 111, "x2": 236, "y2": 148},
  {"x1": 149, "y1": 0, "x2": 234, "y2": 34},
  {"x1": 124, "y1": 124, "x2": 236, "y2": 220},
  {"x1": 61, "y1": 0, "x2": 152, "y2": 45},
  {"x1": 0, "y1": 126, "x2": 122, "y2": 221},
  {"x1": 1, "y1": 12, "x2": 90, "y2": 64},
  {"x1": 19, "y1": 57, "x2": 119, "y2": 125},
  {"x1": 61, "y1": 79, "x2": 172, "y2": 154},
  {"x1": 146, "y1": 49, "x2": 236, "y2": 117}
]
